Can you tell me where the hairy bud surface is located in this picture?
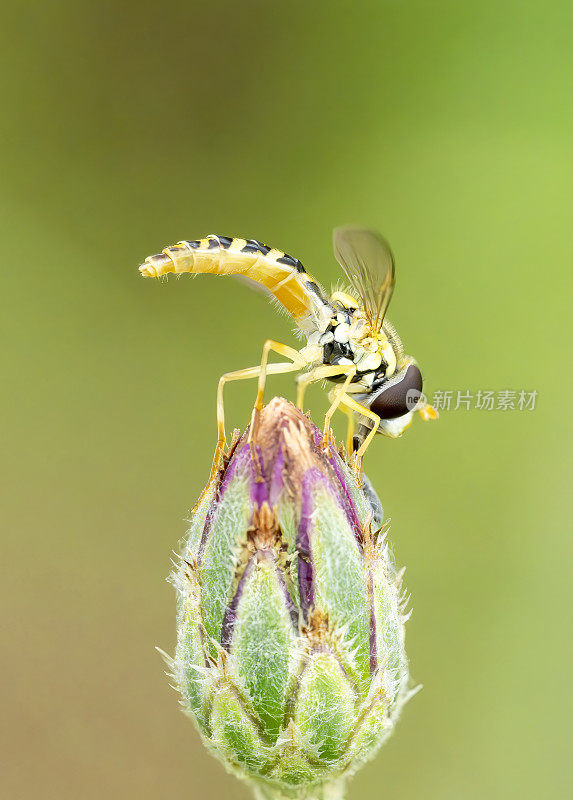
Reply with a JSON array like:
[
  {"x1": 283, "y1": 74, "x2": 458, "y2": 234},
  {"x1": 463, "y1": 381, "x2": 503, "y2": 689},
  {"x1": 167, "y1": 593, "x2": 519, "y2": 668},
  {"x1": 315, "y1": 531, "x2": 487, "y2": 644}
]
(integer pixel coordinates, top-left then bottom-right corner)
[{"x1": 170, "y1": 399, "x2": 412, "y2": 800}]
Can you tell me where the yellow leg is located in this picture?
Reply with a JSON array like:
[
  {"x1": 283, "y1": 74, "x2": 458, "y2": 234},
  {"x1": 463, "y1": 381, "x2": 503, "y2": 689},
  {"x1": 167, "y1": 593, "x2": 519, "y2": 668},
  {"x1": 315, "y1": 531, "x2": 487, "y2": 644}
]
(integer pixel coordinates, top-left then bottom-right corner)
[
  {"x1": 253, "y1": 340, "x2": 303, "y2": 413},
  {"x1": 327, "y1": 388, "x2": 355, "y2": 457},
  {"x1": 335, "y1": 393, "x2": 381, "y2": 476},
  {"x1": 322, "y1": 367, "x2": 357, "y2": 449},
  {"x1": 418, "y1": 402, "x2": 439, "y2": 421},
  {"x1": 343, "y1": 406, "x2": 355, "y2": 457},
  {"x1": 296, "y1": 364, "x2": 357, "y2": 411},
  {"x1": 202, "y1": 348, "x2": 303, "y2": 493},
  {"x1": 296, "y1": 364, "x2": 360, "y2": 454},
  {"x1": 217, "y1": 361, "x2": 301, "y2": 452},
  {"x1": 248, "y1": 340, "x2": 306, "y2": 444}
]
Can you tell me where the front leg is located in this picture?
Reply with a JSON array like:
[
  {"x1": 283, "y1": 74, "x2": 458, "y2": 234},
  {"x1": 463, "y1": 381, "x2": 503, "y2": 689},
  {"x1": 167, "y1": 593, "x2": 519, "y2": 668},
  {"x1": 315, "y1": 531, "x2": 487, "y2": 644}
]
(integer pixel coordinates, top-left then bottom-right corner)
[
  {"x1": 296, "y1": 363, "x2": 356, "y2": 411},
  {"x1": 334, "y1": 393, "x2": 382, "y2": 477}
]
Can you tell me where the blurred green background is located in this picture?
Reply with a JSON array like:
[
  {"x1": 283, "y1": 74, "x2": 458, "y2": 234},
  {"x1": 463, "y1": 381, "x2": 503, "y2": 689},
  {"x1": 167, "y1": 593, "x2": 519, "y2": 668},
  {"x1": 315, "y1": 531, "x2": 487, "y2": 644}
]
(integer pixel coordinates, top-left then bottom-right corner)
[{"x1": 2, "y1": 1, "x2": 571, "y2": 798}]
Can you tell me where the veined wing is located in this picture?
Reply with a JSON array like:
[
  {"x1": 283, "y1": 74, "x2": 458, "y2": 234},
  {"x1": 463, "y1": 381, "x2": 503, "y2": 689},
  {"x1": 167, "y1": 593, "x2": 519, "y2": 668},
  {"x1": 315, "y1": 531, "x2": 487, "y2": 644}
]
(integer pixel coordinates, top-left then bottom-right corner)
[{"x1": 333, "y1": 227, "x2": 395, "y2": 332}]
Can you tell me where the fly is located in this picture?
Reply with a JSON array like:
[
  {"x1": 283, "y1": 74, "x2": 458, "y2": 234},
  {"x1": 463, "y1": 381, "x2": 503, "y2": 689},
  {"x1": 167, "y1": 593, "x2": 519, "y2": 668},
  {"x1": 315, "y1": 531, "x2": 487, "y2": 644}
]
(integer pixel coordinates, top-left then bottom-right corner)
[{"x1": 139, "y1": 228, "x2": 437, "y2": 478}]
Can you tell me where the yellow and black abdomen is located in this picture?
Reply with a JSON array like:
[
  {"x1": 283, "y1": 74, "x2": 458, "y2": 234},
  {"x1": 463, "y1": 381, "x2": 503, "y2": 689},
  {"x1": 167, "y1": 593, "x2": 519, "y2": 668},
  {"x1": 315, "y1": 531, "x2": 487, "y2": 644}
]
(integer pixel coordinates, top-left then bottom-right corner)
[{"x1": 139, "y1": 234, "x2": 334, "y2": 335}]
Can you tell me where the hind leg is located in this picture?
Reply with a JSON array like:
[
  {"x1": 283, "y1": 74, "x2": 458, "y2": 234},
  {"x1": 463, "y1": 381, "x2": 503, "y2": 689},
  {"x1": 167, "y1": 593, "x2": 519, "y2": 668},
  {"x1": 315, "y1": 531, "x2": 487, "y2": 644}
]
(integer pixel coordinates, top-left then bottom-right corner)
[
  {"x1": 200, "y1": 350, "x2": 304, "y2": 499},
  {"x1": 248, "y1": 340, "x2": 306, "y2": 443}
]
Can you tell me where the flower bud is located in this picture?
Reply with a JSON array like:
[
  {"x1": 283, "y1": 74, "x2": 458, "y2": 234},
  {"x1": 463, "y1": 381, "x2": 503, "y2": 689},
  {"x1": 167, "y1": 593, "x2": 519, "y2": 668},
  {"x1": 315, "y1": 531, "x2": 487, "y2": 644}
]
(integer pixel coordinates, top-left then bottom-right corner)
[{"x1": 170, "y1": 398, "x2": 412, "y2": 800}]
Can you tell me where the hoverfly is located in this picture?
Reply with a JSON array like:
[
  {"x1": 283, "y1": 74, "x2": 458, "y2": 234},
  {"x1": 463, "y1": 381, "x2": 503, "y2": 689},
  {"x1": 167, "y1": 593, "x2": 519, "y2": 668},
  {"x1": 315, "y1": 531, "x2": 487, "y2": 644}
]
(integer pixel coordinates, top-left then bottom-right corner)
[{"x1": 139, "y1": 228, "x2": 437, "y2": 478}]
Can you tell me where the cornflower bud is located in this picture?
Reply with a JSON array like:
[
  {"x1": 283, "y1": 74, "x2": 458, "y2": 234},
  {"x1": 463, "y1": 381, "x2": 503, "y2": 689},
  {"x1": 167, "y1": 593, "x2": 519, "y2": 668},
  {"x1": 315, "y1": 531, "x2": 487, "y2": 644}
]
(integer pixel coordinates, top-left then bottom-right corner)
[{"x1": 168, "y1": 398, "x2": 412, "y2": 800}]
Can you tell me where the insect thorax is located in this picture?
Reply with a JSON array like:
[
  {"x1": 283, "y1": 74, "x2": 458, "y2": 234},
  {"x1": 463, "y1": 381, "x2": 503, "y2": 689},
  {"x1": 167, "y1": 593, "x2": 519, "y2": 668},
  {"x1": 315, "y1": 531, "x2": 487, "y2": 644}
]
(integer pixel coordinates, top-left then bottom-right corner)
[{"x1": 314, "y1": 302, "x2": 400, "y2": 391}]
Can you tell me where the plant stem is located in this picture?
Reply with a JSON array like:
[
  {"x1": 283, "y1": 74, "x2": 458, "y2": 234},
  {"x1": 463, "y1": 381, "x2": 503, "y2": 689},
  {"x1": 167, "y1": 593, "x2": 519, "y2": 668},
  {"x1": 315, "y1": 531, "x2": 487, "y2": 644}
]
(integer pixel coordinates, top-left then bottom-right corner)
[{"x1": 251, "y1": 779, "x2": 346, "y2": 800}]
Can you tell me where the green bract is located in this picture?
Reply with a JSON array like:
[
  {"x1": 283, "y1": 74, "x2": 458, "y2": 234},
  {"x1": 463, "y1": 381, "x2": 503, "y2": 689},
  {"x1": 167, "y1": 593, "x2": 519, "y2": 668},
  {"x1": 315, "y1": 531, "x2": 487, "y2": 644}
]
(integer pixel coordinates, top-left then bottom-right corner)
[{"x1": 169, "y1": 399, "x2": 413, "y2": 800}]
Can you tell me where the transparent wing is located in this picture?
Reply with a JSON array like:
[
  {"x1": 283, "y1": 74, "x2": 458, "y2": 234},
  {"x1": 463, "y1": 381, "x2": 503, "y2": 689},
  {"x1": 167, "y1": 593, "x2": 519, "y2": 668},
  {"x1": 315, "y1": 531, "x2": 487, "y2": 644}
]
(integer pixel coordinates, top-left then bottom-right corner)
[{"x1": 333, "y1": 227, "x2": 395, "y2": 332}]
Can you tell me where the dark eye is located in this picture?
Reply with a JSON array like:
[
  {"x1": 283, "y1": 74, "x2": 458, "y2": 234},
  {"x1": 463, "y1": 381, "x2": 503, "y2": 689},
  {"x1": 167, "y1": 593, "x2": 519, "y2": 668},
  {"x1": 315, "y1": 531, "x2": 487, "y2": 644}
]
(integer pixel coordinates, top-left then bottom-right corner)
[{"x1": 370, "y1": 364, "x2": 423, "y2": 419}]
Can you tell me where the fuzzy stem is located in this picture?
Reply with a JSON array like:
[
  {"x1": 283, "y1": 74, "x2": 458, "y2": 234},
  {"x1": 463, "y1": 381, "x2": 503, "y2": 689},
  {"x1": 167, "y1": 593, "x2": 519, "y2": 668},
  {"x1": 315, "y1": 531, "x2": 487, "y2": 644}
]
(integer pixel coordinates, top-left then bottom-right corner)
[{"x1": 251, "y1": 779, "x2": 346, "y2": 800}]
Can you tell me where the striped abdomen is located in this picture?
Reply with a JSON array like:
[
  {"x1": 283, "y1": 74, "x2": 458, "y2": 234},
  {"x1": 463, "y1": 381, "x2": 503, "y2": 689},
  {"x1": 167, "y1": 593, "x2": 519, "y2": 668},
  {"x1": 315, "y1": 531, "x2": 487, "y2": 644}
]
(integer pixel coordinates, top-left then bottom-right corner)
[{"x1": 139, "y1": 234, "x2": 334, "y2": 334}]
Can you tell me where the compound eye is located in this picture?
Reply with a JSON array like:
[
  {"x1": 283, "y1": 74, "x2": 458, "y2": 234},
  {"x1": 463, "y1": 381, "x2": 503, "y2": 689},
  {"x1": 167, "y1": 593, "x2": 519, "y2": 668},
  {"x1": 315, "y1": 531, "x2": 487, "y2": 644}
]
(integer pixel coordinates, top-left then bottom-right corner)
[{"x1": 370, "y1": 364, "x2": 423, "y2": 419}]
